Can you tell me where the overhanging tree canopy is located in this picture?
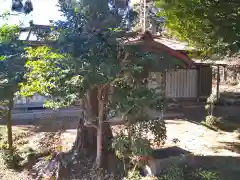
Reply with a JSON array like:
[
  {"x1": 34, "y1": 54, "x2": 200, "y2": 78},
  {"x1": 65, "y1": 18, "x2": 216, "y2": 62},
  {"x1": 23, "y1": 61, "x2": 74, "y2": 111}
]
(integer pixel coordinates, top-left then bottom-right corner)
[{"x1": 155, "y1": 0, "x2": 240, "y2": 57}]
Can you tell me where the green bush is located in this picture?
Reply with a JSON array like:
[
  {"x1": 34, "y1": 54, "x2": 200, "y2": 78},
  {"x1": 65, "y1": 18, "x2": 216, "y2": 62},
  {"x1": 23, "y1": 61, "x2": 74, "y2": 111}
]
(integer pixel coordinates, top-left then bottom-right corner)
[
  {"x1": 204, "y1": 115, "x2": 221, "y2": 129},
  {"x1": 123, "y1": 166, "x2": 219, "y2": 180},
  {"x1": 123, "y1": 169, "x2": 142, "y2": 180},
  {"x1": 160, "y1": 166, "x2": 219, "y2": 180},
  {"x1": 193, "y1": 168, "x2": 219, "y2": 180},
  {"x1": 124, "y1": 169, "x2": 159, "y2": 180},
  {"x1": 2, "y1": 147, "x2": 23, "y2": 169},
  {"x1": 160, "y1": 166, "x2": 184, "y2": 180}
]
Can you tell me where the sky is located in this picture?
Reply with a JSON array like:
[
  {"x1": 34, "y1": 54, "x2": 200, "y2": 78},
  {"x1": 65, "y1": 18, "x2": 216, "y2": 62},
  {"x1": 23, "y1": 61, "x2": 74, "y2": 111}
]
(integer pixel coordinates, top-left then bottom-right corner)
[{"x1": 0, "y1": 0, "x2": 65, "y2": 26}]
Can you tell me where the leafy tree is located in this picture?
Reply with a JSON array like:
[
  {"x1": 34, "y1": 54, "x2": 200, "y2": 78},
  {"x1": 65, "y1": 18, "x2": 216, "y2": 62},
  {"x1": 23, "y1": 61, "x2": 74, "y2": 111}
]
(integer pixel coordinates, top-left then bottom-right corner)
[
  {"x1": 0, "y1": 16, "x2": 26, "y2": 151},
  {"x1": 131, "y1": 1, "x2": 164, "y2": 33},
  {"x1": 20, "y1": 0, "x2": 168, "y2": 171},
  {"x1": 155, "y1": 0, "x2": 240, "y2": 56}
]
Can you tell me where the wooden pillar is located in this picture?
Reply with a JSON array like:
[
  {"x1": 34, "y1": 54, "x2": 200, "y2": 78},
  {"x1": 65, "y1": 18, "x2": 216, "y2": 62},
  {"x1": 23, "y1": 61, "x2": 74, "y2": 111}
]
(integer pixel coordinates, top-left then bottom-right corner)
[
  {"x1": 196, "y1": 65, "x2": 201, "y2": 102},
  {"x1": 162, "y1": 71, "x2": 167, "y2": 112},
  {"x1": 223, "y1": 66, "x2": 227, "y2": 81},
  {"x1": 216, "y1": 65, "x2": 220, "y2": 99}
]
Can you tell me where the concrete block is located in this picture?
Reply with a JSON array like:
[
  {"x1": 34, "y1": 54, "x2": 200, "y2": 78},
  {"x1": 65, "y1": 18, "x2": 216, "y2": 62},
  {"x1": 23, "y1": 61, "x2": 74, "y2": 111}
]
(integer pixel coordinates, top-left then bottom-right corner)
[{"x1": 142, "y1": 146, "x2": 191, "y2": 176}]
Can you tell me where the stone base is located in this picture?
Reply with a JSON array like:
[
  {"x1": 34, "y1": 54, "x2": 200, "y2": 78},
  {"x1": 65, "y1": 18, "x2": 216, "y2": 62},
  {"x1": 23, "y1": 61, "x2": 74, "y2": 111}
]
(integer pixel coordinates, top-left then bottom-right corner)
[
  {"x1": 143, "y1": 155, "x2": 188, "y2": 176},
  {"x1": 142, "y1": 146, "x2": 191, "y2": 176}
]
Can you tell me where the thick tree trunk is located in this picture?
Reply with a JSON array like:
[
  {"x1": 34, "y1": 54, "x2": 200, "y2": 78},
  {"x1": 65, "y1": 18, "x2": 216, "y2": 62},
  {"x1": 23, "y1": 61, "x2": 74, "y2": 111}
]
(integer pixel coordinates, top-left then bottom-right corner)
[
  {"x1": 72, "y1": 116, "x2": 97, "y2": 156},
  {"x1": 7, "y1": 97, "x2": 13, "y2": 150},
  {"x1": 72, "y1": 117, "x2": 114, "y2": 168},
  {"x1": 72, "y1": 87, "x2": 115, "y2": 169}
]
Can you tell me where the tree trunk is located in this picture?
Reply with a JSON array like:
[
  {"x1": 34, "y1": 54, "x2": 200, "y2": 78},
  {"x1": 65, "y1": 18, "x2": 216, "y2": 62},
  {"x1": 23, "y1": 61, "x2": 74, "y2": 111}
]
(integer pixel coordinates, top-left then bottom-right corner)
[
  {"x1": 72, "y1": 116, "x2": 97, "y2": 156},
  {"x1": 72, "y1": 117, "x2": 114, "y2": 168},
  {"x1": 95, "y1": 99, "x2": 104, "y2": 168},
  {"x1": 72, "y1": 87, "x2": 115, "y2": 169},
  {"x1": 7, "y1": 97, "x2": 13, "y2": 150}
]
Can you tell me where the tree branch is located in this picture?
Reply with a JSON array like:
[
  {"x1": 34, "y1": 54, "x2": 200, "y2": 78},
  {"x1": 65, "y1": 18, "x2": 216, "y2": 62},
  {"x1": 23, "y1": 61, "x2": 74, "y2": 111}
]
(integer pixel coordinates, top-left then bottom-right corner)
[
  {"x1": 84, "y1": 121, "x2": 98, "y2": 129},
  {"x1": 104, "y1": 107, "x2": 133, "y2": 124}
]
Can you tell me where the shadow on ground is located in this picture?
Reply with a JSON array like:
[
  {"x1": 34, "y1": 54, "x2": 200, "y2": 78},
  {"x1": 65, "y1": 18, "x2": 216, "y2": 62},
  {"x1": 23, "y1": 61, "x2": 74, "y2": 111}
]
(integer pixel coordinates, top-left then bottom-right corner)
[
  {"x1": 212, "y1": 141, "x2": 240, "y2": 154},
  {"x1": 168, "y1": 102, "x2": 240, "y2": 132},
  {"x1": 187, "y1": 155, "x2": 240, "y2": 180},
  {"x1": 0, "y1": 115, "x2": 79, "y2": 132},
  {"x1": 217, "y1": 91, "x2": 240, "y2": 106},
  {"x1": 152, "y1": 146, "x2": 240, "y2": 180}
]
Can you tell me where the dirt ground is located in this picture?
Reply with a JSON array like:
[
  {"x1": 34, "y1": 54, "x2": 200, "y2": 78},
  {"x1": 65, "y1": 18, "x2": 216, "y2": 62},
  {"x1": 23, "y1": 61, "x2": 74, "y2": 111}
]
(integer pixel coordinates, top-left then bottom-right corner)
[
  {"x1": 1, "y1": 81, "x2": 240, "y2": 179},
  {"x1": 164, "y1": 119, "x2": 240, "y2": 156}
]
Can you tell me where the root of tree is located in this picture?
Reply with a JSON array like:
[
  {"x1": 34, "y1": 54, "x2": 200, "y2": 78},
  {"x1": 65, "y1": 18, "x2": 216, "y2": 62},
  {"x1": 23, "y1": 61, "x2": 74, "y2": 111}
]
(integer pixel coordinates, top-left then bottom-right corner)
[{"x1": 32, "y1": 118, "x2": 124, "y2": 180}]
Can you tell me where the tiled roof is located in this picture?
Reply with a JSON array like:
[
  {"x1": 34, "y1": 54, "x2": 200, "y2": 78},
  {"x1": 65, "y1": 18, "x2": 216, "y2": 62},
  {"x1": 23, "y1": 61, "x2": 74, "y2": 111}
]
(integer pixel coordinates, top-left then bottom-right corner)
[
  {"x1": 125, "y1": 31, "x2": 195, "y2": 66},
  {"x1": 154, "y1": 37, "x2": 195, "y2": 51},
  {"x1": 194, "y1": 56, "x2": 240, "y2": 67}
]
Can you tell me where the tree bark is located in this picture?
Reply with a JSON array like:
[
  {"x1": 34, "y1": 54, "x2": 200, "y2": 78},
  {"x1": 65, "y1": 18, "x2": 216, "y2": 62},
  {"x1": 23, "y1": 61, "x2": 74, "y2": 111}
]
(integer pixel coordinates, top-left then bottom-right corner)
[
  {"x1": 72, "y1": 116, "x2": 97, "y2": 156},
  {"x1": 95, "y1": 99, "x2": 104, "y2": 168},
  {"x1": 7, "y1": 97, "x2": 13, "y2": 150},
  {"x1": 72, "y1": 117, "x2": 114, "y2": 167},
  {"x1": 72, "y1": 87, "x2": 115, "y2": 169}
]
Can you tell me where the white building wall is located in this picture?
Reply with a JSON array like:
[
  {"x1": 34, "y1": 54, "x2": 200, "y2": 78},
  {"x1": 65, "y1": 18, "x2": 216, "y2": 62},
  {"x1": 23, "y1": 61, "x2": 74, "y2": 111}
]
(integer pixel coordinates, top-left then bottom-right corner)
[
  {"x1": 148, "y1": 69, "x2": 198, "y2": 99},
  {"x1": 14, "y1": 94, "x2": 46, "y2": 108}
]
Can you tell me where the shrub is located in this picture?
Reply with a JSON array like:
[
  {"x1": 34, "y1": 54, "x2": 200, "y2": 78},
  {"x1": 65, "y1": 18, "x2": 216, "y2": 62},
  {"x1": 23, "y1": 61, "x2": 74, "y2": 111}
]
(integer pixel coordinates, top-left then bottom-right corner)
[
  {"x1": 193, "y1": 168, "x2": 219, "y2": 180},
  {"x1": 124, "y1": 166, "x2": 219, "y2": 180},
  {"x1": 204, "y1": 115, "x2": 221, "y2": 129},
  {"x1": 123, "y1": 169, "x2": 142, "y2": 180},
  {"x1": 160, "y1": 165, "x2": 184, "y2": 180},
  {"x1": 234, "y1": 128, "x2": 240, "y2": 139},
  {"x1": 2, "y1": 147, "x2": 23, "y2": 169},
  {"x1": 124, "y1": 169, "x2": 159, "y2": 180},
  {"x1": 160, "y1": 166, "x2": 219, "y2": 180}
]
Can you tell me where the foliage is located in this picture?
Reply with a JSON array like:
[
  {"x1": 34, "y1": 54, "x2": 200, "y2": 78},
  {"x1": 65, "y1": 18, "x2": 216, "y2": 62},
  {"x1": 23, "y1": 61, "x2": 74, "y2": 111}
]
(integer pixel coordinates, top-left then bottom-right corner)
[
  {"x1": 113, "y1": 118, "x2": 166, "y2": 167},
  {"x1": 123, "y1": 166, "x2": 219, "y2": 180},
  {"x1": 0, "y1": 131, "x2": 23, "y2": 169},
  {"x1": 155, "y1": 0, "x2": 240, "y2": 56},
  {"x1": 0, "y1": 24, "x2": 20, "y2": 43},
  {"x1": 1, "y1": 146, "x2": 22, "y2": 169},
  {"x1": 0, "y1": 128, "x2": 32, "y2": 169},
  {"x1": 131, "y1": 2, "x2": 163, "y2": 33},
  {"x1": 204, "y1": 93, "x2": 220, "y2": 129},
  {"x1": 19, "y1": 0, "x2": 177, "y2": 169},
  {"x1": 160, "y1": 165, "x2": 184, "y2": 180},
  {"x1": 123, "y1": 169, "x2": 142, "y2": 180},
  {"x1": 193, "y1": 168, "x2": 219, "y2": 180},
  {"x1": 0, "y1": 14, "x2": 26, "y2": 151},
  {"x1": 205, "y1": 93, "x2": 217, "y2": 117},
  {"x1": 160, "y1": 166, "x2": 219, "y2": 180},
  {"x1": 123, "y1": 168, "x2": 158, "y2": 180},
  {"x1": 204, "y1": 116, "x2": 221, "y2": 129},
  {"x1": 0, "y1": 16, "x2": 25, "y2": 101}
]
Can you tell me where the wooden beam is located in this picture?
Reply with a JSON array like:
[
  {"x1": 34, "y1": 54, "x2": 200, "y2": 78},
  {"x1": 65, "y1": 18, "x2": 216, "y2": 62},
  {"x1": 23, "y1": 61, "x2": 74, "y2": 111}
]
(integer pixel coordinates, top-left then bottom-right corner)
[
  {"x1": 20, "y1": 40, "x2": 55, "y2": 46},
  {"x1": 196, "y1": 65, "x2": 201, "y2": 102},
  {"x1": 216, "y1": 65, "x2": 220, "y2": 99},
  {"x1": 223, "y1": 66, "x2": 227, "y2": 81}
]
